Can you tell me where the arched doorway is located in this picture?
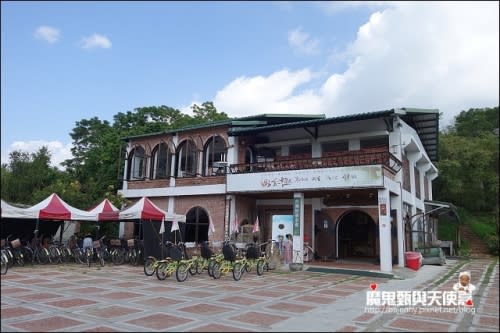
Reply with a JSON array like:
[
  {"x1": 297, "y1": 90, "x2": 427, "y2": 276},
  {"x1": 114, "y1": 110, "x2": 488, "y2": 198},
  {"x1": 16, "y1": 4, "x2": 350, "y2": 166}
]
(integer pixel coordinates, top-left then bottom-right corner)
[
  {"x1": 336, "y1": 210, "x2": 377, "y2": 260},
  {"x1": 185, "y1": 207, "x2": 209, "y2": 243}
]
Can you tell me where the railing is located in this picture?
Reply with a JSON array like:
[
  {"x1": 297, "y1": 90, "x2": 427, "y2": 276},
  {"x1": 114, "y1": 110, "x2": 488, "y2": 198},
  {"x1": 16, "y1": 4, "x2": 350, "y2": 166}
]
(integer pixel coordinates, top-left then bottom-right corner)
[{"x1": 229, "y1": 151, "x2": 402, "y2": 174}]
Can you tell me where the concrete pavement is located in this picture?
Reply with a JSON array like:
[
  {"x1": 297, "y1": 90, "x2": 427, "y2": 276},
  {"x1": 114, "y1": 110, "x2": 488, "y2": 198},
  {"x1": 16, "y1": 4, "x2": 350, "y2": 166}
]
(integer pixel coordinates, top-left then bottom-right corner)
[{"x1": 1, "y1": 257, "x2": 498, "y2": 332}]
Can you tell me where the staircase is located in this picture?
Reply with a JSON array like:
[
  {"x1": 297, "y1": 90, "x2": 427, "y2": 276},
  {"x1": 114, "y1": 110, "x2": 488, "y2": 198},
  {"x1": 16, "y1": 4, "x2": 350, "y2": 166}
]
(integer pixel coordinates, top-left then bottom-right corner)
[{"x1": 461, "y1": 224, "x2": 491, "y2": 257}]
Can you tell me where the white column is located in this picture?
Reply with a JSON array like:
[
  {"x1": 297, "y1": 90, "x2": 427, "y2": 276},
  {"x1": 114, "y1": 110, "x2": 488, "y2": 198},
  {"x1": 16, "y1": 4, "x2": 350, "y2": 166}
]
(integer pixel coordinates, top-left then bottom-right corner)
[
  {"x1": 391, "y1": 194, "x2": 405, "y2": 267},
  {"x1": 293, "y1": 192, "x2": 304, "y2": 264},
  {"x1": 378, "y1": 189, "x2": 392, "y2": 272}
]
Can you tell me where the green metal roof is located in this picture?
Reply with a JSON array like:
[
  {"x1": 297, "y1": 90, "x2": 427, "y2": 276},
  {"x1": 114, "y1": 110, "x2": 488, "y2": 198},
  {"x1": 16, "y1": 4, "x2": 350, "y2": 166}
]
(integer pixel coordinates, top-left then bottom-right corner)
[
  {"x1": 121, "y1": 114, "x2": 325, "y2": 141},
  {"x1": 228, "y1": 108, "x2": 440, "y2": 161}
]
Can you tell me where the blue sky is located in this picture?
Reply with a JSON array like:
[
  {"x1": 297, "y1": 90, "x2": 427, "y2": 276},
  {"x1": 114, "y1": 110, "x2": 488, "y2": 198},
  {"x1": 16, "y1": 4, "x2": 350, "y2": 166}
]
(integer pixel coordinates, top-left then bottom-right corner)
[{"x1": 1, "y1": 1, "x2": 499, "y2": 169}]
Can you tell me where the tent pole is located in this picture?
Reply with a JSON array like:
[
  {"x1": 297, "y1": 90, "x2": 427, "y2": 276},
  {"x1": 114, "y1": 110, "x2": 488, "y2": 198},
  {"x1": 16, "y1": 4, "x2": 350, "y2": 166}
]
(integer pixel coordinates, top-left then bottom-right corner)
[
  {"x1": 34, "y1": 219, "x2": 40, "y2": 238},
  {"x1": 59, "y1": 221, "x2": 64, "y2": 244},
  {"x1": 161, "y1": 228, "x2": 164, "y2": 259}
]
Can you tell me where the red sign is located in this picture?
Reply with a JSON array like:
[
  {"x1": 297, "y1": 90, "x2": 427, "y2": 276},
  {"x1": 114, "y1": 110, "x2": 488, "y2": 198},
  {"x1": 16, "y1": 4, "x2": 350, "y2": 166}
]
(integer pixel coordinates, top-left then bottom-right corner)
[{"x1": 380, "y1": 204, "x2": 387, "y2": 216}]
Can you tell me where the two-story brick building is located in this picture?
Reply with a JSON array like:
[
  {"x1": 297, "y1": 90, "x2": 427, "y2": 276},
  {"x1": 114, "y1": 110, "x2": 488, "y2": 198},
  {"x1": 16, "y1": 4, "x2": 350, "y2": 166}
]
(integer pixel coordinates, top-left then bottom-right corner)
[{"x1": 118, "y1": 107, "x2": 448, "y2": 272}]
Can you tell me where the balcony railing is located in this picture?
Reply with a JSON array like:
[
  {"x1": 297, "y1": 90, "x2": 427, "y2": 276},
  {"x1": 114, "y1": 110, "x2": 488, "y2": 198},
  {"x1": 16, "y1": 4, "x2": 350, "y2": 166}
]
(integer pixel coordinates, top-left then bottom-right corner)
[{"x1": 229, "y1": 151, "x2": 402, "y2": 174}]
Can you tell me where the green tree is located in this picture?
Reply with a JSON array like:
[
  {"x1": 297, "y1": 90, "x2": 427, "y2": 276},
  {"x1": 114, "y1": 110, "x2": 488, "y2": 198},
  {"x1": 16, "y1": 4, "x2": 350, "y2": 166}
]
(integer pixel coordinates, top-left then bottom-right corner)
[
  {"x1": 435, "y1": 107, "x2": 499, "y2": 212},
  {"x1": 62, "y1": 102, "x2": 229, "y2": 205},
  {"x1": 1, "y1": 147, "x2": 61, "y2": 204}
]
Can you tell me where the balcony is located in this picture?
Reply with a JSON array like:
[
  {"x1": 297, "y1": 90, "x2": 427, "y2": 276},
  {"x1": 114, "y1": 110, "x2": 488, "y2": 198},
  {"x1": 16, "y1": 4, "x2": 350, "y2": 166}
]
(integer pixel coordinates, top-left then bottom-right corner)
[{"x1": 229, "y1": 150, "x2": 402, "y2": 175}]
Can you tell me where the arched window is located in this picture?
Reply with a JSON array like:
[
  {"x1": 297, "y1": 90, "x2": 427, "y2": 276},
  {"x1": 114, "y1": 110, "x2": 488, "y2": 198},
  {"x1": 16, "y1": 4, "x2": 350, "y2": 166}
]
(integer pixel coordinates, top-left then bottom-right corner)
[
  {"x1": 127, "y1": 146, "x2": 146, "y2": 180},
  {"x1": 176, "y1": 140, "x2": 197, "y2": 177},
  {"x1": 185, "y1": 207, "x2": 209, "y2": 243},
  {"x1": 203, "y1": 135, "x2": 227, "y2": 175},
  {"x1": 150, "y1": 142, "x2": 172, "y2": 179}
]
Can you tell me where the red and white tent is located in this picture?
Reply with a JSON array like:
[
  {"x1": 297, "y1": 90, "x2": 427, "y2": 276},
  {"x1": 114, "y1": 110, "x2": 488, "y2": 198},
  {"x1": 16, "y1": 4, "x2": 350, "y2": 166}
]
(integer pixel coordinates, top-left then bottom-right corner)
[
  {"x1": 1, "y1": 199, "x2": 35, "y2": 219},
  {"x1": 24, "y1": 193, "x2": 97, "y2": 221},
  {"x1": 119, "y1": 197, "x2": 186, "y2": 222},
  {"x1": 87, "y1": 199, "x2": 120, "y2": 221}
]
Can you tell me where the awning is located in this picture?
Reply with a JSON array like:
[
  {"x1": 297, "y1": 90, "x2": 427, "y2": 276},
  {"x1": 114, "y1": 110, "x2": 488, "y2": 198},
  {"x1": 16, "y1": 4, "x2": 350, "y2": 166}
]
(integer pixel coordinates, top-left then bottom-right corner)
[{"x1": 424, "y1": 199, "x2": 460, "y2": 223}]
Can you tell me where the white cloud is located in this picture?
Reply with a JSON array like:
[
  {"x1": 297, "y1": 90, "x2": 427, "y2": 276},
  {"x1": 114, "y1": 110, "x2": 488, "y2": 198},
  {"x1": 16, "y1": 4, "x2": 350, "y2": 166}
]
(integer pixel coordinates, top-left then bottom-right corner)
[
  {"x1": 1, "y1": 140, "x2": 73, "y2": 170},
  {"x1": 214, "y1": 69, "x2": 322, "y2": 117},
  {"x1": 214, "y1": 2, "x2": 499, "y2": 128},
  {"x1": 34, "y1": 26, "x2": 61, "y2": 43},
  {"x1": 288, "y1": 28, "x2": 320, "y2": 55},
  {"x1": 318, "y1": 1, "x2": 396, "y2": 15},
  {"x1": 79, "y1": 33, "x2": 112, "y2": 49}
]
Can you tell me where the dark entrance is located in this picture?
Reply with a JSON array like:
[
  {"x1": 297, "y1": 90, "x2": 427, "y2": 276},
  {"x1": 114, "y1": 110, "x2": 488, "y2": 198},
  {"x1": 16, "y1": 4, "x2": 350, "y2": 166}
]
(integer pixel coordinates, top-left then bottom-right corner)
[{"x1": 337, "y1": 211, "x2": 376, "y2": 260}]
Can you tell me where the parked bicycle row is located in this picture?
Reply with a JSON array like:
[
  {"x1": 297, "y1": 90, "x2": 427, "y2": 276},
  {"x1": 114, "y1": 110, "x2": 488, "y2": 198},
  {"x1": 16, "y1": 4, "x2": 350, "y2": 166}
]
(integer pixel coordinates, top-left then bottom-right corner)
[
  {"x1": 0, "y1": 233, "x2": 148, "y2": 272},
  {"x1": 144, "y1": 239, "x2": 282, "y2": 282}
]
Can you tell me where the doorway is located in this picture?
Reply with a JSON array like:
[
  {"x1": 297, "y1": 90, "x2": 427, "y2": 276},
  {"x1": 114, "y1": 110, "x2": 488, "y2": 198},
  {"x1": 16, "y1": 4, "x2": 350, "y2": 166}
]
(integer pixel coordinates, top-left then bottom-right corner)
[{"x1": 336, "y1": 210, "x2": 377, "y2": 260}]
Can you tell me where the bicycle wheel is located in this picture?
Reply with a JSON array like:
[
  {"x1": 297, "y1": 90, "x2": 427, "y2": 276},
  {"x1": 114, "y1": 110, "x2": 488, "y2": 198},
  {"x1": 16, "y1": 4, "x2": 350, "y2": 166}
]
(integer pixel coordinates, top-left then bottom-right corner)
[
  {"x1": 143, "y1": 257, "x2": 156, "y2": 276},
  {"x1": 38, "y1": 249, "x2": 50, "y2": 264},
  {"x1": 112, "y1": 249, "x2": 125, "y2": 265},
  {"x1": 196, "y1": 259, "x2": 204, "y2": 274},
  {"x1": 1, "y1": 252, "x2": 9, "y2": 275},
  {"x1": 256, "y1": 259, "x2": 265, "y2": 276},
  {"x1": 129, "y1": 250, "x2": 138, "y2": 266},
  {"x1": 188, "y1": 261, "x2": 197, "y2": 275},
  {"x1": 207, "y1": 259, "x2": 216, "y2": 277},
  {"x1": 176, "y1": 262, "x2": 189, "y2": 282},
  {"x1": 86, "y1": 250, "x2": 92, "y2": 268},
  {"x1": 156, "y1": 264, "x2": 168, "y2": 280},
  {"x1": 75, "y1": 249, "x2": 85, "y2": 264},
  {"x1": 99, "y1": 253, "x2": 105, "y2": 267},
  {"x1": 232, "y1": 262, "x2": 243, "y2": 281},
  {"x1": 212, "y1": 262, "x2": 221, "y2": 279},
  {"x1": 16, "y1": 252, "x2": 24, "y2": 267},
  {"x1": 23, "y1": 247, "x2": 34, "y2": 265},
  {"x1": 245, "y1": 261, "x2": 252, "y2": 273}
]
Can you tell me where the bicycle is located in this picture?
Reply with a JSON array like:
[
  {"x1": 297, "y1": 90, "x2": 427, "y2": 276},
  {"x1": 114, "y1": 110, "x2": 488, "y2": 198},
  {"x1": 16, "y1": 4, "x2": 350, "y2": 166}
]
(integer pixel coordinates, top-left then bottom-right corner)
[
  {"x1": 143, "y1": 241, "x2": 165, "y2": 276},
  {"x1": 92, "y1": 236, "x2": 106, "y2": 267},
  {"x1": 175, "y1": 242, "x2": 199, "y2": 282},
  {"x1": 243, "y1": 242, "x2": 265, "y2": 276},
  {"x1": 155, "y1": 242, "x2": 184, "y2": 280},
  {"x1": 261, "y1": 239, "x2": 281, "y2": 271},
  {"x1": 211, "y1": 241, "x2": 247, "y2": 281},
  {"x1": 194, "y1": 241, "x2": 219, "y2": 277}
]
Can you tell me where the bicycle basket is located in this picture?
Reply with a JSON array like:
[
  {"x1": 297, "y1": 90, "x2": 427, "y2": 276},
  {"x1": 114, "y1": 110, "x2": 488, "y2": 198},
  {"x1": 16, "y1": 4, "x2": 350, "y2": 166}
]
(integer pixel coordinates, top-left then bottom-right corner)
[
  {"x1": 11, "y1": 238, "x2": 21, "y2": 248},
  {"x1": 200, "y1": 243, "x2": 213, "y2": 259},
  {"x1": 246, "y1": 245, "x2": 259, "y2": 259},
  {"x1": 127, "y1": 239, "x2": 135, "y2": 247},
  {"x1": 110, "y1": 239, "x2": 121, "y2": 247},
  {"x1": 184, "y1": 242, "x2": 198, "y2": 258},
  {"x1": 222, "y1": 243, "x2": 236, "y2": 262},
  {"x1": 168, "y1": 245, "x2": 183, "y2": 261},
  {"x1": 0, "y1": 239, "x2": 5, "y2": 247},
  {"x1": 92, "y1": 240, "x2": 101, "y2": 249}
]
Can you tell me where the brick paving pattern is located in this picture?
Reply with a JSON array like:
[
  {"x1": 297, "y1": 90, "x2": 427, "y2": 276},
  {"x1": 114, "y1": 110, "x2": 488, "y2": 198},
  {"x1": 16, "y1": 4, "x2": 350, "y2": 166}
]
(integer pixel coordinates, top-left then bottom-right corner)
[{"x1": 1, "y1": 258, "x2": 498, "y2": 332}]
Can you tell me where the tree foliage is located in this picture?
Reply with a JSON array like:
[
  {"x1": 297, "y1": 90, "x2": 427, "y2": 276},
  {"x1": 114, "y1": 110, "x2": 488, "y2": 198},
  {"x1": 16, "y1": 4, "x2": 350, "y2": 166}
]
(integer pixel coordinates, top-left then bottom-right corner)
[
  {"x1": 1, "y1": 147, "x2": 61, "y2": 204},
  {"x1": 434, "y1": 106, "x2": 499, "y2": 212}
]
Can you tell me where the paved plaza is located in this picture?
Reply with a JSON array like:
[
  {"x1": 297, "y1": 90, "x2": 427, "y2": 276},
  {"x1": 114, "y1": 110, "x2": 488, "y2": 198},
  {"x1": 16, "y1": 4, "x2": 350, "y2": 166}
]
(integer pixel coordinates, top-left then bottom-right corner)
[{"x1": 1, "y1": 257, "x2": 498, "y2": 332}]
